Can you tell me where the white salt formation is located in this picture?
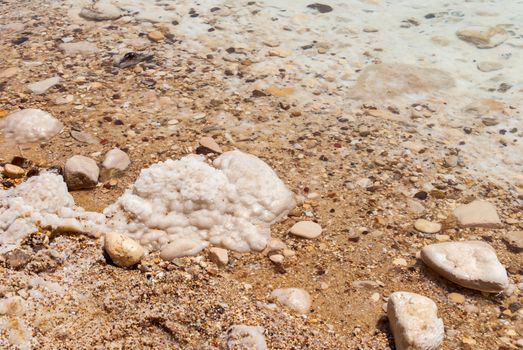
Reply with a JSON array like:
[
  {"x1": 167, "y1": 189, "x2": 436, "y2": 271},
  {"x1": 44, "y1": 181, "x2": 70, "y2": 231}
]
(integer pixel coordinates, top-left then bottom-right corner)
[
  {"x1": 1, "y1": 109, "x2": 63, "y2": 143},
  {"x1": 104, "y1": 150, "x2": 296, "y2": 254},
  {"x1": 0, "y1": 172, "x2": 106, "y2": 253},
  {"x1": 387, "y1": 292, "x2": 444, "y2": 350}
]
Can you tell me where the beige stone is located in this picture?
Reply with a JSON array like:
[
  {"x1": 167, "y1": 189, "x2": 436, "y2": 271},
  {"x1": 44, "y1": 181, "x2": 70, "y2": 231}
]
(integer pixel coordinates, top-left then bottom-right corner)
[
  {"x1": 104, "y1": 232, "x2": 144, "y2": 268},
  {"x1": 453, "y1": 200, "x2": 501, "y2": 228}
]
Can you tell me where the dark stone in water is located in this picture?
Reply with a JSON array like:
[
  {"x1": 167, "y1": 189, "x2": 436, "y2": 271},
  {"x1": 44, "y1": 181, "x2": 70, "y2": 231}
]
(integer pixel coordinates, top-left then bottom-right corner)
[{"x1": 307, "y1": 3, "x2": 333, "y2": 13}]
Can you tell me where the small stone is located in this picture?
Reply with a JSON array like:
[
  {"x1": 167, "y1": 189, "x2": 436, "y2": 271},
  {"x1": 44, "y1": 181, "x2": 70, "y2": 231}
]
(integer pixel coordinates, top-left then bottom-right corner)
[
  {"x1": 371, "y1": 292, "x2": 380, "y2": 302},
  {"x1": 504, "y1": 231, "x2": 523, "y2": 250},
  {"x1": 516, "y1": 338, "x2": 523, "y2": 348},
  {"x1": 420, "y1": 241, "x2": 509, "y2": 292},
  {"x1": 70, "y1": 130, "x2": 99, "y2": 145},
  {"x1": 104, "y1": 232, "x2": 144, "y2": 268},
  {"x1": 462, "y1": 336, "x2": 476, "y2": 345},
  {"x1": 387, "y1": 292, "x2": 444, "y2": 350},
  {"x1": 269, "y1": 254, "x2": 284, "y2": 264},
  {"x1": 64, "y1": 155, "x2": 99, "y2": 190},
  {"x1": 456, "y1": 26, "x2": 507, "y2": 49},
  {"x1": 477, "y1": 61, "x2": 503, "y2": 72},
  {"x1": 289, "y1": 221, "x2": 322, "y2": 239},
  {"x1": 55, "y1": 95, "x2": 74, "y2": 105},
  {"x1": 0, "y1": 67, "x2": 19, "y2": 78},
  {"x1": 269, "y1": 47, "x2": 293, "y2": 58},
  {"x1": 307, "y1": 3, "x2": 333, "y2": 13},
  {"x1": 435, "y1": 234, "x2": 450, "y2": 242},
  {"x1": 59, "y1": 41, "x2": 99, "y2": 55},
  {"x1": 27, "y1": 76, "x2": 61, "y2": 94},
  {"x1": 4, "y1": 164, "x2": 24, "y2": 179},
  {"x1": 198, "y1": 137, "x2": 222, "y2": 154},
  {"x1": 79, "y1": 3, "x2": 122, "y2": 21},
  {"x1": 5, "y1": 249, "x2": 32, "y2": 269},
  {"x1": 270, "y1": 288, "x2": 311, "y2": 314},
  {"x1": 393, "y1": 258, "x2": 408, "y2": 266},
  {"x1": 453, "y1": 200, "x2": 501, "y2": 228},
  {"x1": 352, "y1": 280, "x2": 380, "y2": 289},
  {"x1": 226, "y1": 325, "x2": 267, "y2": 350},
  {"x1": 266, "y1": 238, "x2": 287, "y2": 252},
  {"x1": 147, "y1": 31, "x2": 164, "y2": 42},
  {"x1": 448, "y1": 293, "x2": 465, "y2": 304},
  {"x1": 414, "y1": 219, "x2": 442, "y2": 234},
  {"x1": 100, "y1": 148, "x2": 130, "y2": 182},
  {"x1": 160, "y1": 239, "x2": 207, "y2": 260},
  {"x1": 208, "y1": 247, "x2": 228, "y2": 266},
  {"x1": 444, "y1": 156, "x2": 458, "y2": 168}
]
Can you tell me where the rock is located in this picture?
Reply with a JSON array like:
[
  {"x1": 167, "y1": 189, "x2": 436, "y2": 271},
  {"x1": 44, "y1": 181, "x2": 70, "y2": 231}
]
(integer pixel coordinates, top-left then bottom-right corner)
[
  {"x1": 198, "y1": 137, "x2": 222, "y2": 154},
  {"x1": 448, "y1": 293, "x2": 465, "y2": 304},
  {"x1": 55, "y1": 95, "x2": 74, "y2": 105},
  {"x1": 4, "y1": 164, "x2": 24, "y2": 179},
  {"x1": 266, "y1": 238, "x2": 287, "y2": 252},
  {"x1": 352, "y1": 280, "x2": 380, "y2": 289},
  {"x1": 387, "y1": 291, "x2": 444, "y2": 350},
  {"x1": 226, "y1": 325, "x2": 267, "y2": 350},
  {"x1": 289, "y1": 221, "x2": 322, "y2": 239},
  {"x1": 269, "y1": 254, "x2": 284, "y2": 264},
  {"x1": 504, "y1": 231, "x2": 523, "y2": 250},
  {"x1": 59, "y1": 42, "x2": 99, "y2": 55},
  {"x1": 27, "y1": 76, "x2": 61, "y2": 94},
  {"x1": 444, "y1": 156, "x2": 458, "y2": 168},
  {"x1": 269, "y1": 288, "x2": 311, "y2": 314},
  {"x1": 100, "y1": 148, "x2": 130, "y2": 181},
  {"x1": 0, "y1": 67, "x2": 19, "y2": 78},
  {"x1": 476, "y1": 61, "x2": 503, "y2": 72},
  {"x1": 393, "y1": 258, "x2": 408, "y2": 266},
  {"x1": 5, "y1": 249, "x2": 32, "y2": 269},
  {"x1": 79, "y1": 3, "x2": 122, "y2": 21},
  {"x1": 70, "y1": 130, "x2": 99, "y2": 144},
  {"x1": 456, "y1": 26, "x2": 508, "y2": 48},
  {"x1": 104, "y1": 232, "x2": 144, "y2": 268},
  {"x1": 1, "y1": 109, "x2": 63, "y2": 143},
  {"x1": 147, "y1": 31, "x2": 164, "y2": 42},
  {"x1": 453, "y1": 200, "x2": 501, "y2": 228},
  {"x1": 420, "y1": 241, "x2": 509, "y2": 292},
  {"x1": 160, "y1": 239, "x2": 207, "y2": 260},
  {"x1": 64, "y1": 155, "x2": 99, "y2": 190},
  {"x1": 350, "y1": 63, "x2": 454, "y2": 100},
  {"x1": 414, "y1": 219, "x2": 442, "y2": 234},
  {"x1": 307, "y1": 3, "x2": 333, "y2": 13},
  {"x1": 208, "y1": 247, "x2": 228, "y2": 266},
  {"x1": 516, "y1": 338, "x2": 523, "y2": 348}
]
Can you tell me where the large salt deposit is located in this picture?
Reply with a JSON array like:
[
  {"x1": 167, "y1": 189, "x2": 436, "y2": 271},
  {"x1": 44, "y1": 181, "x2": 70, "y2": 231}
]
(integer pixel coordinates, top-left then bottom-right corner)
[
  {"x1": 0, "y1": 172, "x2": 105, "y2": 253},
  {"x1": 0, "y1": 109, "x2": 63, "y2": 143},
  {"x1": 104, "y1": 150, "x2": 296, "y2": 253}
]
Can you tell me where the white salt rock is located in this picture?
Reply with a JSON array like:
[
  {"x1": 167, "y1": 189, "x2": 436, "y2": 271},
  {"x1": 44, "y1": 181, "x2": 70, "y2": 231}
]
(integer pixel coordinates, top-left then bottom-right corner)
[
  {"x1": 414, "y1": 219, "x2": 441, "y2": 234},
  {"x1": 59, "y1": 41, "x2": 99, "y2": 55},
  {"x1": 208, "y1": 247, "x2": 228, "y2": 266},
  {"x1": 270, "y1": 288, "x2": 311, "y2": 314},
  {"x1": 27, "y1": 76, "x2": 61, "y2": 94},
  {"x1": 420, "y1": 241, "x2": 509, "y2": 292},
  {"x1": 387, "y1": 291, "x2": 444, "y2": 350},
  {"x1": 453, "y1": 200, "x2": 501, "y2": 228},
  {"x1": 104, "y1": 232, "x2": 144, "y2": 267},
  {"x1": 289, "y1": 221, "x2": 322, "y2": 239},
  {"x1": 0, "y1": 172, "x2": 106, "y2": 253},
  {"x1": 104, "y1": 150, "x2": 295, "y2": 253},
  {"x1": 64, "y1": 155, "x2": 99, "y2": 190},
  {"x1": 102, "y1": 148, "x2": 130, "y2": 171},
  {"x1": 226, "y1": 325, "x2": 267, "y2": 350},
  {"x1": 160, "y1": 238, "x2": 208, "y2": 260},
  {"x1": 1, "y1": 109, "x2": 63, "y2": 143}
]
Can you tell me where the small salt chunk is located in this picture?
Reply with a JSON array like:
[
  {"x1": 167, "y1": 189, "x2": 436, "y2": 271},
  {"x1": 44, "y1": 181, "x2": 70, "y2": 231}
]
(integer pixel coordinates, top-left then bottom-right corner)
[{"x1": 160, "y1": 239, "x2": 207, "y2": 260}]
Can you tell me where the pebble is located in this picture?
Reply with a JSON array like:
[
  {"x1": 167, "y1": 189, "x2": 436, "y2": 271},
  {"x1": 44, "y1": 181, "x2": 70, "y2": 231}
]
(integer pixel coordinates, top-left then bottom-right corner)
[
  {"x1": 102, "y1": 148, "x2": 130, "y2": 171},
  {"x1": 393, "y1": 258, "x2": 408, "y2": 266},
  {"x1": 59, "y1": 42, "x2": 99, "y2": 55},
  {"x1": 160, "y1": 239, "x2": 207, "y2": 260},
  {"x1": 64, "y1": 155, "x2": 99, "y2": 190},
  {"x1": 269, "y1": 254, "x2": 284, "y2": 264},
  {"x1": 477, "y1": 61, "x2": 503, "y2": 72},
  {"x1": 453, "y1": 200, "x2": 501, "y2": 228},
  {"x1": 0, "y1": 67, "x2": 19, "y2": 78},
  {"x1": 387, "y1": 292, "x2": 444, "y2": 350},
  {"x1": 198, "y1": 136, "x2": 222, "y2": 153},
  {"x1": 448, "y1": 292, "x2": 465, "y2": 304},
  {"x1": 70, "y1": 130, "x2": 99, "y2": 145},
  {"x1": 27, "y1": 76, "x2": 61, "y2": 94},
  {"x1": 79, "y1": 3, "x2": 122, "y2": 21},
  {"x1": 208, "y1": 247, "x2": 228, "y2": 267},
  {"x1": 420, "y1": 241, "x2": 509, "y2": 292},
  {"x1": 414, "y1": 219, "x2": 442, "y2": 234},
  {"x1": 4, "y1": 164, "x2": 24, "y2": 179},
  {"x1": 270, "y1": 288, "x2": 311, "y2": 314},
  {"x1": 456, "y1": 26, "x2": 507, "y2": 48},
  {"x1": 226, "y1": 325, "x2": 267, "y2": 350},
  {"x1": 147, "y1": 31, "x2": 165, "y2": 42},
  {"x1": 504, "y1": 231, "x2": 523, "y2": 250},
  {"x1": 55, "y1": 95, "x2": 74, "y2": 105},
  {"x1": 352, "y1": 280, "x2": 380, "y2": 289},
  {"x1": 104, "y1": 232, "x2": 144, "y2": 268},
  {"x1": 516, "y1": 339, "x2": 523, "y2": 348},
  {"x1": 289, "y1": 221, "x2": 322, "y2": 239}
]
